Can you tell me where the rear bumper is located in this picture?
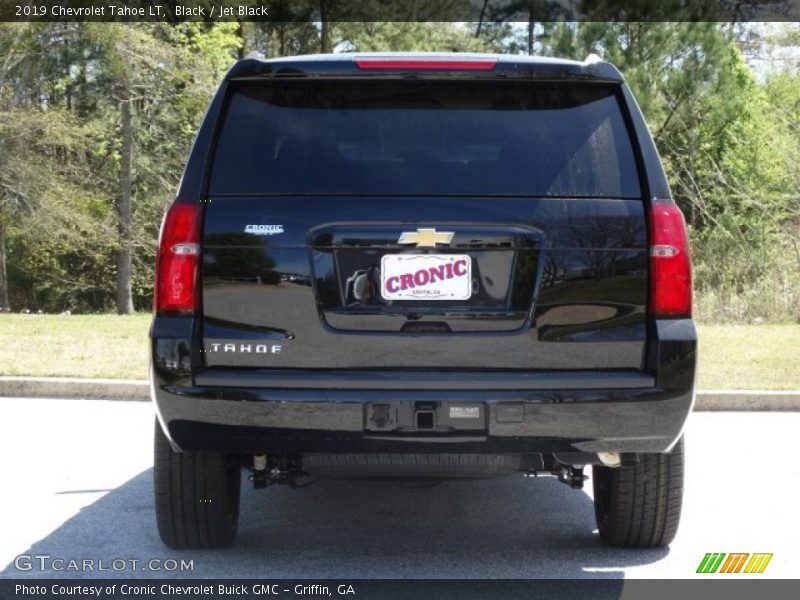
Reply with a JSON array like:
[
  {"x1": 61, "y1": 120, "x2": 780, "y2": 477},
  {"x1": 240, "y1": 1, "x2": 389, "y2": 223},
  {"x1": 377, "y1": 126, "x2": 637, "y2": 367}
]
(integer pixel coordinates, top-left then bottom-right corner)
[
  {"x1": 151, "y1": 318, "x2": 696, "y2": 456},
  {"x1": 153, "y1": 375, "x2": 693, "y2": 455}
]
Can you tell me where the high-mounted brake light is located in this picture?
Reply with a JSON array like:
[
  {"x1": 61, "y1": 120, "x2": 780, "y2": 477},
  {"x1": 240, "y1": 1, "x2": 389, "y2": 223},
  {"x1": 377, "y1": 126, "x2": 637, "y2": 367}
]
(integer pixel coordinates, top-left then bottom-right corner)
[
  {"x1": 355, "y1": 59, "x2": 497, "y2": 71},
  {"x1": 649, "y1": 199, "x2": 692, "y2": 318},
  {"x1": 155, "y1": 202, "x2": 201, "y2": 315}
]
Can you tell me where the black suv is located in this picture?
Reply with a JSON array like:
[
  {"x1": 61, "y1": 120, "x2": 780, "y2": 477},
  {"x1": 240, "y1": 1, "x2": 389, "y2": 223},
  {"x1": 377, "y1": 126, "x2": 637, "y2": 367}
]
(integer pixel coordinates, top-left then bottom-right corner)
[{"x1": 151, "y1": 53, "x2": 695, "y2": 550}]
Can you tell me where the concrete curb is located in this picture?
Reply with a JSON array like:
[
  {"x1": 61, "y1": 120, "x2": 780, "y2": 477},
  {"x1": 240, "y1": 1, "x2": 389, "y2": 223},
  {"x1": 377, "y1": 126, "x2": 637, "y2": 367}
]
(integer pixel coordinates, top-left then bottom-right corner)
[
  {"x1": 694, "y1": 390, "x2": 800, "y2": 411},
  {"x1": 0, "y1": 376, "x2": 149, "y2": 402},
  {"x1": 0, "y1": 376, "x2": 799, "y2": 410}
]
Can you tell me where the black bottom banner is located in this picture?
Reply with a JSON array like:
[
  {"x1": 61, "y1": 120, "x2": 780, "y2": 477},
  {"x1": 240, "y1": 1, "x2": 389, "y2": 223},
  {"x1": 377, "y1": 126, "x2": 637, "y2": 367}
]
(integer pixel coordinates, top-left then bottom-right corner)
[{"x1": 3, "y1": 579, "x2": 800, "y2": 600}]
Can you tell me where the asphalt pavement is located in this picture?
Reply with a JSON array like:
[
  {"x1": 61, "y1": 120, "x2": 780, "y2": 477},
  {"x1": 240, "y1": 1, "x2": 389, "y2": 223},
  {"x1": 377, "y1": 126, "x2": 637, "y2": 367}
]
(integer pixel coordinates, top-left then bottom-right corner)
[{"x1": 0, "y1": 398, "x2": 797, "y2": 579}]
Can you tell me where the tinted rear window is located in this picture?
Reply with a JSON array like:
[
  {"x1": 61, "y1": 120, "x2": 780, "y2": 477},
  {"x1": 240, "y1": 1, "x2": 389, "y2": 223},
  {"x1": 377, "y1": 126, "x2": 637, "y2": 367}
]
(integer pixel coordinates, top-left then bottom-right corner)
[{"x1": 209, "y1": 82, "x2": 640, "y2": 197}]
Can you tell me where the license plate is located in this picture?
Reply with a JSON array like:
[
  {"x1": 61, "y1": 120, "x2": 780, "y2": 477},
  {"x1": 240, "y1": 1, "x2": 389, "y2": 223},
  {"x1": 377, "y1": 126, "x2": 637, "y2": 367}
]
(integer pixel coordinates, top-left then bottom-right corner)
[
  {"x1": 380, "y1": 254, "x2": 472, "y2": 301},
  {"x1": 449, "y1": 406, "x2": 481, "y2": 419}
]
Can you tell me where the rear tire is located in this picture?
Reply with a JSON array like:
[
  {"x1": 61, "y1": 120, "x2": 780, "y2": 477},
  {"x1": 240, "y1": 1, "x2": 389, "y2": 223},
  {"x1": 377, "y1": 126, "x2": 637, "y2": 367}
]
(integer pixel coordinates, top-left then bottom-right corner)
[
  {"x1": 592, "y1": 436, "x2": 684, "y2": 548},
  {"x1": 154, "y1": 421, "x2": 241, "y2": 549}
]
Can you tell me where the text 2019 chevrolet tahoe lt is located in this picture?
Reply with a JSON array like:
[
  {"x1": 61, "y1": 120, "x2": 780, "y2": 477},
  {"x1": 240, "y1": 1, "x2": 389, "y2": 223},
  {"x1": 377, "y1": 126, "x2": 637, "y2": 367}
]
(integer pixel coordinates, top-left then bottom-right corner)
[{"x1": 151, "y1": 53, "x2": 695, "y2": 549}]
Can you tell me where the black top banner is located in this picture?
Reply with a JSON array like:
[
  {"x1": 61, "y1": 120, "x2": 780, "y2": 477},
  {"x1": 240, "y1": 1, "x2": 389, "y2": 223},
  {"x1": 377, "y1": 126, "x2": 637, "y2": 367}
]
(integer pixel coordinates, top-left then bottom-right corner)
[{"x1": 1, "y1": 0, "x2": 800, "y2": 23}]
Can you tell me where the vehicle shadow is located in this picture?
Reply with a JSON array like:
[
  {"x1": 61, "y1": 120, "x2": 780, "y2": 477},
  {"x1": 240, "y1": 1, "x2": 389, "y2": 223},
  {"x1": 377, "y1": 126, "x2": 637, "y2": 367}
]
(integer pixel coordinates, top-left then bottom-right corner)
[{"x1": 1, "y1": 467, "x2": 667, "y2": 585}]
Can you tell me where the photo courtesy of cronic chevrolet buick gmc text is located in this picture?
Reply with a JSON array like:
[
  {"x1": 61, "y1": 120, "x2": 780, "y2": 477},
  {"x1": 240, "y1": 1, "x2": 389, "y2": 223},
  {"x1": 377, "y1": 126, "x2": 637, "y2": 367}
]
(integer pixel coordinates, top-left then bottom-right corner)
[{"x1": 151, "y1": 53, "x2": 695, "y2": 550}]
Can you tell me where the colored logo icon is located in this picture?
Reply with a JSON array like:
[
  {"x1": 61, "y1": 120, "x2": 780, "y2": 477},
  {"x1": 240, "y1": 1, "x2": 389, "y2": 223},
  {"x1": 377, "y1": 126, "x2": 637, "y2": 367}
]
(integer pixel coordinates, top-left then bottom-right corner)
[{"x1": 696, "y1": 553, "x2": 773, "y2": 574}]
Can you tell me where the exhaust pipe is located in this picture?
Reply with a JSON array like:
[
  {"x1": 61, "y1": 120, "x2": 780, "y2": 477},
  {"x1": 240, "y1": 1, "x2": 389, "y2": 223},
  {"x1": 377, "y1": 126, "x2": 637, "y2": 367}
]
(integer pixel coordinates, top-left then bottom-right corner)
[{"x1": 597, "y1": 452, "x2": 622, "y2": 468}]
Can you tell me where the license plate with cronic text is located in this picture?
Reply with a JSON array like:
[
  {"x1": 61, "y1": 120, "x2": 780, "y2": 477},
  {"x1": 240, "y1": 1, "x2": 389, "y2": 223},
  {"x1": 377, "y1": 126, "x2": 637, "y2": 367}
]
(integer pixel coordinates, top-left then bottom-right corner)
[{"x1": 380, "y1": 254, "x2": 472, "y2": 301}]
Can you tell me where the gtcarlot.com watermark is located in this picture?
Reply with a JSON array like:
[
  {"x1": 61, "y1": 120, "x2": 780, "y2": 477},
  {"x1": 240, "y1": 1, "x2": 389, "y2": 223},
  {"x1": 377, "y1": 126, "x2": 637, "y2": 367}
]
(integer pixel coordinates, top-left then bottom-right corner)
[{"x1": 13, "y1": 554, "x2": 194, "y2": 573}]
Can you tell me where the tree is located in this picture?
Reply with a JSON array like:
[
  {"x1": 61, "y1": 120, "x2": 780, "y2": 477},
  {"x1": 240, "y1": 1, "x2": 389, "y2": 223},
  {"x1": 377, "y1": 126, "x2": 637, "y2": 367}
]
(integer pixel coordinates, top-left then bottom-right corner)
[
  {"x1": 335, "y1": 22, "x2": 496, "y2": 53},
  {"x1": 0, "y1": 22, "x2": 240, "y2": 313},
  {"x1": 81, "y1": 24, "x2": 170, "y2": 314},
  {"x1": 0, "y1": 24, "x2": 95, "y2": 311},
  {"x1": 487, "y1": 1, "x2": 570, "y2": 55},
  {"x1": 540, "y1": 21, "x2": 800, "y2": 320}
]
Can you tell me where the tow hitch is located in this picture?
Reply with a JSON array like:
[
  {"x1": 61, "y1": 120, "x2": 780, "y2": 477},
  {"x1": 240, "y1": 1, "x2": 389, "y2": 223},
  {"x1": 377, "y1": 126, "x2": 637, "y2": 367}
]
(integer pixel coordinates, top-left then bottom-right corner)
[
  {"x1": 557, "y1": 466, "x2": 587, "y2": 489},
  {"x1": 249, "y1": 454, "x2": 314, "y2": 489},
  {"x1": 525, "y1": 465, "x2": 587, "y2": 489}
]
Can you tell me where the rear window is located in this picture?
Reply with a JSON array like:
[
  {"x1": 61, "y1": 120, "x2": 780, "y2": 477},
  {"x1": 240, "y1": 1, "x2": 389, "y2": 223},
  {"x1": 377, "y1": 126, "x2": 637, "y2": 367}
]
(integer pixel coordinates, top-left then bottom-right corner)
[{"x1": 209, "y1": 82, "x2": 641, "y2": 197}]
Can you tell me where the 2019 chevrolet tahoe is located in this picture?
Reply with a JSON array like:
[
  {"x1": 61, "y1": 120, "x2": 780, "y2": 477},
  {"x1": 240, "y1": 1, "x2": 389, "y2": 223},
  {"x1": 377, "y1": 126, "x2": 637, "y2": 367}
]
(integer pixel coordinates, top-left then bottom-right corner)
[{"x1": 151, "y1": 53, "x2": 696, "y2": 549}]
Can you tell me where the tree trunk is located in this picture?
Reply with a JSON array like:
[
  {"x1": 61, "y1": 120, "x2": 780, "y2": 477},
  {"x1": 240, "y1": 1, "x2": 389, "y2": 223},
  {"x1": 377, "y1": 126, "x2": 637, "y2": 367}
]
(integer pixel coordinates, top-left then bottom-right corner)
[
  {"x1": 476, "y1": 0, "x2": 490, "y2": 37},
  {"x1": 236, "y1": 21, "x2": 245, "y2": 58},
  {"x1": 116, "y1": 95, "x2": 134, "y2": 315},
  {"x1": 64, "y1": 24, "x2": 72, "y2": 111},
  {"x1": 689, "y1": 126, "x2": 697, "y2": 228},
  {"x1": 0, "y1": 218, "x2": 9, "y2": 311},
  {"x1": 527, "y1": 18, "x2": 536, "y2": 55},
  {"x1": 320, "y1": 0, "x2": 330, "y2": 53}
]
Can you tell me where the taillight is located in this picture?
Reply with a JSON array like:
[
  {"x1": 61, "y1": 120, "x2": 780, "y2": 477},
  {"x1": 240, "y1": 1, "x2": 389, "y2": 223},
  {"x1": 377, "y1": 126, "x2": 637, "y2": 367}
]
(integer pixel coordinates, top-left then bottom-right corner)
[
  {"x1": 154, "y1": 202, "x2": 201, "y2": 315},
  {"x1": 649, "y1": 199, "x2": 692, "y2": 318},
  {"x1": 355, "y1": 59, "x2": 496, "y2": 71}
]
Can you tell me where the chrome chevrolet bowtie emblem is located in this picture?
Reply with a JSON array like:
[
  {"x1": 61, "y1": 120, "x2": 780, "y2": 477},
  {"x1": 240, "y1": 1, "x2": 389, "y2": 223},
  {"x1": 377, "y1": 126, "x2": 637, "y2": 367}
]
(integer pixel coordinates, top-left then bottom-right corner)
[{"x1": 397, "y1": 228, "x2": 455, "y2": 248}]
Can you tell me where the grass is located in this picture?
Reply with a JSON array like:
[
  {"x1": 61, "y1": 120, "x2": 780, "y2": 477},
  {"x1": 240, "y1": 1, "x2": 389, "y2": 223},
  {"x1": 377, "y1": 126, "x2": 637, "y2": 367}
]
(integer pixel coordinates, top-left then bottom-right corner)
[
  {"x1": 695, "y1": 323, "x2": 800, "y2": 390},
  {"x1": 0, "y1": 314, "x2": 798, "y2": 390},
  {"x1": 0, "y1": 314, "x2": 151, "y2": 380}
]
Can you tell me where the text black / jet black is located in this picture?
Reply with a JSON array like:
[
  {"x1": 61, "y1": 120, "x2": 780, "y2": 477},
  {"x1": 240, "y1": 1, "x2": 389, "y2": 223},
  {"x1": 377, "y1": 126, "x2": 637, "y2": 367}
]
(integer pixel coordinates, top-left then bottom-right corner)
[{"x1": 151, "y1": 53, "x2": 695, "y2": 549}]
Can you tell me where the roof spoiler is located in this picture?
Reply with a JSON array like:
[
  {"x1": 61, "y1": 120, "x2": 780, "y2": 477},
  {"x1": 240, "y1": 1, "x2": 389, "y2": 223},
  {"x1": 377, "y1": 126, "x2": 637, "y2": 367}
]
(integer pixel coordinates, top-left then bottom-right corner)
[{"x1": 225, "y1": 53, "x2": 624, "y2": 83}]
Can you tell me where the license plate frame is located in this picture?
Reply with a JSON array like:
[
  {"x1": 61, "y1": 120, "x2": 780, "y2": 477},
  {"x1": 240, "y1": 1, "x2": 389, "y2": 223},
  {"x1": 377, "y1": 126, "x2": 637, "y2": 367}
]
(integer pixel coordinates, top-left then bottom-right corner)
[{"x1": 380, "y1": 254, "x2": 472, "y2": 301}]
